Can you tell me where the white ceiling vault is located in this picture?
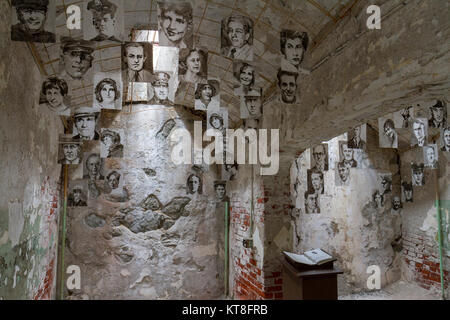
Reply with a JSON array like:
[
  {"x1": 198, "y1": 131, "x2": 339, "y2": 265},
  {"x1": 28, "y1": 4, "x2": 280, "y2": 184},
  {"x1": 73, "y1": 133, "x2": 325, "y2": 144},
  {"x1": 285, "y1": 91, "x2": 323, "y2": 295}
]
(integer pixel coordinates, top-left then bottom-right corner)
[{"x1": 26, "y1": 0, "x2": 358, "y2": 128}]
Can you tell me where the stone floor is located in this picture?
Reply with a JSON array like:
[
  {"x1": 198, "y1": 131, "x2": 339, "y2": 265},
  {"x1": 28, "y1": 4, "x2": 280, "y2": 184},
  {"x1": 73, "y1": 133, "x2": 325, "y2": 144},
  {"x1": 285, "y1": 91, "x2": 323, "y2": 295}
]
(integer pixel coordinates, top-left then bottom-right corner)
[{"x1": 339, "y1": 280, "x2": 442, "y2": 300}]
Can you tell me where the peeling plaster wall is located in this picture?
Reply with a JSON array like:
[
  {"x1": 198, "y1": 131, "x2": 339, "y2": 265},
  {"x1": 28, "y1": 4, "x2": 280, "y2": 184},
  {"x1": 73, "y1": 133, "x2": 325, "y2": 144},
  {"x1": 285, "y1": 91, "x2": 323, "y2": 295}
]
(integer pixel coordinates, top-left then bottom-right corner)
[
  {"x1": 399, "y1": 147, "x2": 450, "y2": 296},
  {"x1": 0, "y1": 1, "x2": 62, "y2": 299},
  {"x1": 290, "y1": 127, "x2": 402, "y2": 291},
  {"x1": 64, "y1": 106, "x2": 224, "y2": 300}
]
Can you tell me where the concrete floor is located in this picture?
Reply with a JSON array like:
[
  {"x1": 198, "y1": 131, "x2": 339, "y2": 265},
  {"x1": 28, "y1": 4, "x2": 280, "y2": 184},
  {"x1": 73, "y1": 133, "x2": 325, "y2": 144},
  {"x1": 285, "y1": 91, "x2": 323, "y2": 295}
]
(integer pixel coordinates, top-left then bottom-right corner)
[{"x1": 339, "y1": 280, "x2": 442, "y2": 300}]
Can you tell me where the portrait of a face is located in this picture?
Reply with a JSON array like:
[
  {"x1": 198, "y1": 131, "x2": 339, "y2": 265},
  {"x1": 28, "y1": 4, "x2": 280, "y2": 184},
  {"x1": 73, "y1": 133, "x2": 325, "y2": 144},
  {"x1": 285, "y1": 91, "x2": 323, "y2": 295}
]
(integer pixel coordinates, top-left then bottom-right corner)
[
  {"x1": 233, "y1": 62, "x2": 260, "y2": 96},
  {"x1": 149, "y1": 71, "x2": 173, "y2": 105},
  {"x1": 307, "y1": 169, "x2": 324, "y2": 195},
  {"x1": 412, "y1": 118, "x2": 427, "y2": 146},
  {"x1": 207, "y1": 108, "x2": 228, "y2": 132},
  {"x1": 222, "y1": 163, "x2": 238, "y2": 181},
  {"x1": 154, "y1": 82, "x2": 169, "y2": 101},
  {"x1": 84, "y1": 0, "x2": 123, "y2": 42},
  {"x1": 311, "y1": 144, "x2": 328, "y2": 172},
  {"x1": 348, "y1": 124, "x2": 366, "y2": 150},
  {"x1": 240, "y1": 95, "x2": 262, "y2": 119},
  {"x1": 94, "y1": 72, "x2": 122, "y2": 110},
  {"x1": 402, "y1": 182, "x2": 413, "y2": 203},
  {"x1": 11, "y1": 0, "x2": 56, "y2": 43},
  {"x1": 373, "y1": 190, "x2": 384, "y2": 208},
  {"x1": 68, "y1": 180, "x2": 88, "y2": 207},
  {"x1": 411, "y1": 163, "x2": 425, "y2": 186},
  {"x1": 277, "y1": 69, "x2": 298, "y2": 104},
  {"x1": 379, "y1": 118, "x2": 398, "y2": 148},
  {"x1": 63, "y1": 144, "x2": 79, "y2": 161},
  {"x1": 39, "y1": 76, "x2": 70, "y2": 116},
  {"x1": 442, "y1": 126, "x2": 450, "y2": 151},
  {"x1": 73, "y1": 110, "x2": 99, "y2": 140},
  {"x1": 396, "y1": 106, "x2": 413, "y2": 128},
  {"x1": 221, "y1": 15, "x2": 253, "y2": 61},
  {"x1": 107, "y1": 171, "x2": 121, "y2": 190},
  {"x1": 187, "y1": 174, "x2": 202, "y2": 194},
  {"x1": 58, "y1": 134, "x2": 82, "y2": 165},
  {"x1": 214, "y1": 182, "x2": 227, "y2": 201},
  {"x1": 179, "y1": 48, "x2": 207, "y2": 83},
  {"x1": 342, "y1": 143, "x2": 353, "y2": 161},
  {"x1": 280, "y1": 30, "x2": 308, "y2": 71},
  {"x1": 158, "y1": 2, "x2": 193, "y2": 48},
  {"x1": 305, "y1": 191, "x2": 319, "y2": 214},
  {"x1": 194, "y1": 80, "x2": 219, "y2": 111},
  {"x1": 429, "y1": 100, "x2": 447, "y2": 128},
  {"x1": 336, "y1": 161, "x2": 350, "y2": 186},
  {"x1": 60, "y1": 37, "x2": 94, "y2": 80},
  {"x1": 423, "y1": 145, "x2": 438, "y2": 169},
  {"x1": 126, "y1": 45, "x2": 145, "y2": 72},
  {"x1": 392, "y1": 196, "x2": 402, "y2": 211},
  {"x1": 83, "y1": 153, "x2": 104, "y2": 181},
  {"x1": 100, "y1": 129, "x2": 124, "y2": 158},
  {"x1": 379, "y1": 174, "x2": 392, "y2": 195}
]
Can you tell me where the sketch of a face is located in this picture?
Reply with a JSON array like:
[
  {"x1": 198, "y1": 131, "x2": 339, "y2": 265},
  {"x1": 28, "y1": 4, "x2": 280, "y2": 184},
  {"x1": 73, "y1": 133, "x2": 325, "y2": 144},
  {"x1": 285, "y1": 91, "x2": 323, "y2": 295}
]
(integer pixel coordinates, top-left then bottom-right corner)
[
  {"x1": 75, "y1": 115, "x2": 96, "y2": 138},
  {"x1": 285, "y1": 37, "x2": 304, "y2": 67},
  {"x1": 126, "y1": 46, "x2": 146, "y2": 72},
  {"x1": 444, "y1": 128, "x2": 450, "y2": 148},
  {"x1": 313, "y1": 145, "x2": 326, "y2": 168},
  {"x1": 431, "y1": 104, "x2": 445, "y2": 123},
  {"x1": 426, "y1": 146, "x2": 435, "y2": 164},
  {"x1": 279, "y1": 74, "x2": 296, "y2": 103},
  {"x1": 100, "y1": 83, "x2": 115, "y2": 104},
  {"x1": 102, "y1": 135, "x2": 113, "y2": 150},
  {"x1": 311, "y1": 172, "x2": 322, "y2": 193},
  {"x1": 374, "y1": 192, "x2": 382, "y2": 208},
  {"x1": 201, "y1": 84, "x2": 213, "y2": 104},
  {"x1": 381, "y1": 178, "x2": 391, "y2": 194},
  {"x1": 62, "y1": 50, "x2": 92, "y2": 79},
  {"x1": 19, "y1": 8, "x2": 46, "y2": 31},
  {"x1": 245, "y1": 96, "x2": 261, "y2": 116},
  {"x1": 211, "y1": 116, "x2": 223, "y2": 130},
  {"x1": 186, "y1": 51, "x2": 201, "y2": 74},
  {"x1": 306, "y1": 193, "x2": 317, "y2": 211},
  {"x1": 63, "y1": 144, "x2": 79, "y2": 162},
  {"x1": 94, "y1": 13, "x2": 115, "y2": 37},
  {"x1": 353, "y1": 126, "x2": 361, "y2": 139},
  {"x1": 338, "y1": 163, "x2": 349, "y2": 182},
  {"x1": 161, "y1": 10, "x2": 188, "y2": 43},
  {"x1": 216, "y1": 184, "x2": 226, "y2": 199},
  {"x1": 107, "y1": 172, "x2": 120, "y2": 189},
  {"x1": 413, "y1": 121, "x2": 425, "y2": 142},
  {"x1": 188, "y1": 175, "x2": 200, "y2": 193},
  {"x1": 383, "y1": 121, "x2": 395, "y2": 139},
  {"x1": 154, "y1": 83, "x2": 169, "y2": 100},
  {"x1": 86, "y1": 155, "x2": 101, "y2": 177},
  {"x1": 240, "y1": 66, "x2": 253, "y2": 86},
  {"x1": 45, "y1": 87, "x2": 63, "y2": 108},
  {"x1": 393, "y1": 196, "x2": 401, "y2": 211},
  {"x1": 412, "y1": 169, "x2": 424, "y2": 186},
  {"x1": 228, "y1": 21, "x2": 248, "y2": 48},
  {"x1": 73, "y1": 188, "x2": 82, "y2": 203},
  {"x1": 342, "y1": 144, "x2": 353, "y2": 161}
]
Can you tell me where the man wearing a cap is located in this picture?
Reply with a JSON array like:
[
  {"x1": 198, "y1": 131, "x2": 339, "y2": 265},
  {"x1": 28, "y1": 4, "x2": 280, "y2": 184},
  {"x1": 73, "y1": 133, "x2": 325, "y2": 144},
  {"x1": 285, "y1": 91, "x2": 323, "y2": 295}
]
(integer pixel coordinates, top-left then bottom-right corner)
[
  {"x1": 58, "y1": 137, "x2": 82, "y2": 165},
  {"x1": 428, "y1": 100, "x2": 447, "y2": 129},
  {"x1": 149, "y1": 72, "x2": 173, "y2": 106},
  {"x1": 101, "y1": 129, "x2": 124, "y2": 158},
  {"x1": 68, "y1": 185, "x2": 87, "y2": 207},
  {"x1": 60, "y1": 37, "x2": 94, "y2": 80},
  {"x1": 87, "y1": 0, "x2": 120, "y2": 42},
  {"x1": 73, "y1": 107, "x2": 100, "y2": 140},
  {"x1": 122, "y1": 42, "x2": 153, "y2": 83},
  {"x1": 11, "y1": 0, "x2": 55, "y2": 43}
]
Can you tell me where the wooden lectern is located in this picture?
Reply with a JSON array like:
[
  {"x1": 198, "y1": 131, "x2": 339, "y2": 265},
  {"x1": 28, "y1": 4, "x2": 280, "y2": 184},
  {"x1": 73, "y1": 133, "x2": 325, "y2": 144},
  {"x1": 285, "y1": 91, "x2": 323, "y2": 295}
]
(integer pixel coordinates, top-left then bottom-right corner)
[{"x1": 282, "y1": 253, "x2": 343, "y2": 300}]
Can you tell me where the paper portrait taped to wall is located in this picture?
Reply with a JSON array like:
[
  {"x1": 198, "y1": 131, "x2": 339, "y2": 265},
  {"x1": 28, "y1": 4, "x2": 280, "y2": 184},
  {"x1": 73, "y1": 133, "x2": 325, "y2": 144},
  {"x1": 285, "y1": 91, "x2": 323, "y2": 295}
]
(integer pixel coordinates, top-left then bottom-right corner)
[
  {"x1": 122, "y1": 42, "x2": 153, "y2": 83},
  {"x1": 401, "y1": 181, "x2": 413, "y2": 203},
  {"x1": 280, "y1": 29, "x2": 310, "y2": 76},
  {"x1": 304, "y1": 190, "x2": 320, "y2": 214},
  {"x1": 427, "y1": 99, "x2": 447, "y2": 129},
  {"x1": 335, "y1": 161, "x2": 350, "y2": 187},
  {"x1": 411, "y1": 118, "x2": 428, "y2": 147},
  {"x1": 310, "y1": 144, "x2": 329, "y2": 172},
  {"x1": 393, "y1": 106, "x2": 414, "y2": 129},
  {"x1": 411, "y1": 162, "x2": 425, "y2": 187},
  {"x1": 157, "y1": 1, "x2": 193, "y2": 49},
  {"x1": 83, "y1": 152, "x2": 105, "y2": 181},
  {"x1": 68, "y1": 179, "x2": 88, "y2": 207},
  {"x1": 441, "y1": 126, "x2": 450, "y2": 152},
  {"x1": 348, "y1": 124, "x2": 367, "y2": 150},
  {"x1": 104, "y1": 169, "x2": 124, "y2": 195},
  {"x1": 39, "y1": 76, "x2": 71, "y2": 116},
  {"x1": 207, "y1": 107, "x2": 228, "y2": 133},
  {"x1": 100, "y1": 128, "x2": 124, "y2": 158},
  {"x1": 338, "y1": 141, "x2": 358, "y2": 168},
  {"x1": 59, "y1": 37, "x2": 95, "y2": 82},
  {"x1": 423, "y1": 144, "x2": 438, "y2": 169},
  {"x1": 179, "y1": 47, "x2": 208, "y2": 84},
  {"x1": 379, "y1": 117, "x2": 398, "y2": 148},
  {"x1": 214, "y1": 180, "x2": 229, "y2": 202},
  {"x1": 195, "y1": 79, "x2": 220, "y2": 111},
  {"x1": 83, "y1": 0, "x2": 124, "y2": 42},
  {"x1": 148, "y1": 71, "x2": 175, "y2": 106},
  {"x1": 93, "y1": 71, "x2": 123, "y2": 110},
  {"x1": 58, "y1": 134, "x2": 82, "y2": 165},
  {"x1": 233, "y1": 61, "x2": 260, "y2": 97},
  {"x1": 186, "y1": 173, "x2": 203, "y2": 195},
  {"x1": 240, "y1": 94, "x2": 262, "y2": 120},
  {"x1": 276, "y1": 68, "x2": 299, "y2": 104},
  {"x1": 72, "y1": 106, "x2": 101, "y2": 141},
  {"x1": 378, "y1": 173, "x2": 392, "y2": 195},
  {"x1": 11, "y1": 0, "x2": 56, "y2": 43},
  {"x1": 221, "y1": 14, "x2": 254, "y2": 61},
  {"x1": 307, "y1": 169, "x2": 324, "y2": 195}
]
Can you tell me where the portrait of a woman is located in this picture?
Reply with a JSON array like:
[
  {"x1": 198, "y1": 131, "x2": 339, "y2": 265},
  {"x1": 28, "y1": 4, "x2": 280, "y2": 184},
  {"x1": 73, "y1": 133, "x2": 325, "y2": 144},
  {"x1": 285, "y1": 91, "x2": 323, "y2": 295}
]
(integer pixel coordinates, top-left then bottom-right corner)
[
  {"x1": 94, "y1": 77, "x2": 121, "y2": 110},
  {"x1": 179, "y1": 48, "x2": 208, "y2": 84},
  {"x1": 39, "y1": 76, "x2": 71, "y2": 116},
  {"x1": 233, "y1": 62, "x2": 260, "y2": 96}
]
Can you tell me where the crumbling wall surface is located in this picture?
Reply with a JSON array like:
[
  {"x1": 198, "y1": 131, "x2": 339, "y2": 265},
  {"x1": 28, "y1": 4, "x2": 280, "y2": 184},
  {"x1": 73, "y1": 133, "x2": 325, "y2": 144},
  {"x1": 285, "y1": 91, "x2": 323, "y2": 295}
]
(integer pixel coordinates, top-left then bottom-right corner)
[
  {"x1": 64, "y1": 107, "x2": 223, "y2": 300},
  {"x1": 399, "y1": 148, "x2": 450, "y2": 296},
  {"x1": 290, "y1": 127, "x2": 402, "y2": 292},
  {"x1": 0, "y1": 1, "x2": 62, "y2": 300}
]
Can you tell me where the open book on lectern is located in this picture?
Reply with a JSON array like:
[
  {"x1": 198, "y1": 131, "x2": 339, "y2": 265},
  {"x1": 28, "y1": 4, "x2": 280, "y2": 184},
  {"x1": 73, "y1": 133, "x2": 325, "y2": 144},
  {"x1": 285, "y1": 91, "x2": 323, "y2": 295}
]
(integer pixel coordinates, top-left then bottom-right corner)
[{"x1": 283, "y1": 249, "x2": 334, "y2": 266}]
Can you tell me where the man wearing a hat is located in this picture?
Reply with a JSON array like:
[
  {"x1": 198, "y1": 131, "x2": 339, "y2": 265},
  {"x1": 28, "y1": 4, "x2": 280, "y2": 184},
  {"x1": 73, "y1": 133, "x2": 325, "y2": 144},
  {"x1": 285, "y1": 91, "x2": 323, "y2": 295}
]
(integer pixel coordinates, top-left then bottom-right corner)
[
  {"x1": 101, "y1": 129, "x2": 124, "y2": 158},
  {"x1": 11, "y1": 0, "x2": 55, "y2": 43},
  {"x1": 72, "y1": 107, "x2": 100, "y2": 140},
  {"x1": 58, "y1": 135, "x2": 82, "y2": 165},
  {"x1": 87, "y1": 0, "x2": 120, "y2": 42},
  {"x1": 149, "y1": 72, "x2": 173, "y2": 106},
  {"x1": 60, "y1": 37, "x2": 95, "y2": 80}
]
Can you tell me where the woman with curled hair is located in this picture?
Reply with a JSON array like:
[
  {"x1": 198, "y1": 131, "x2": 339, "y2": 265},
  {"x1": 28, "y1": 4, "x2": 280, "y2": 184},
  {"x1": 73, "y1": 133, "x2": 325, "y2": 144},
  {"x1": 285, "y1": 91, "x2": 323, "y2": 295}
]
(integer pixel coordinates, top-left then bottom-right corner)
[
  {"x1": 94, "y1": 78, "x2": 121, "y2": 110},
  {"x1": 158, "y1": 1, "x2": 193, "y2": 49},
  {"x1": 233, "y1": 62, "x2": 260, "y2": 96},
  {"x1": 179, "y1": 48, "x2": 208, "y2": 84},
  {"x1": 39, "y1": 76, "x2": 71, "y2": 116},
  {"x1": 194, "y1": 80, "x2": 220, "y2": 111}
]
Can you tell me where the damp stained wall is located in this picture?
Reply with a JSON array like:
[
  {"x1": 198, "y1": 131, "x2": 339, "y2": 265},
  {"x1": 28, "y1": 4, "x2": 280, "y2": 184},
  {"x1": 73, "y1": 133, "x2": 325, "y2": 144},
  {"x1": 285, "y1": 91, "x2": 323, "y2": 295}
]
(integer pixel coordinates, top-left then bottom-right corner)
[
  {"x1": 0, "y1": 1, "x2": 62, "y2": 300},
  {"x1": 290, "y1": 126, "x2": 402, "y2": 291}
]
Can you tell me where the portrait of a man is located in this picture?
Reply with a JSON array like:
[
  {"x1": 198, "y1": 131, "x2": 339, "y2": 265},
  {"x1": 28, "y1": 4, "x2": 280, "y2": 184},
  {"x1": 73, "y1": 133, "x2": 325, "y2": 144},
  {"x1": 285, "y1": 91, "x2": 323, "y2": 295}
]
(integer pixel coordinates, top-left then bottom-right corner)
[
  {"x1": 402, "y1": 181, "x2": 413, "y2": 203},
  {"x1": 336, "y1": 161, "x2": 350, "y2": 187},
  {"x1": 11, "y1": 0, "x2": 55, "y2": 43},
  {"x1": 277, "y1": 69, "x2": 298, "y2": 104},
  {"x1": 186, "y1": 173, "x2": 202, "y2": 195},
  {"x1": 68, "y1": 181, "x2": 88, "y2": 207},
  {"x1": 85, "y1": 0, "x2": 123, "y2": 42},
  {"x1": 122, "y1": 42, "x2": 153, "y2": 83},
  {"x1": 93, "y1": 72, "x2": 122, "y2": 110},
  {"x1": 379, "y1": 118, "x2": 398, "y2": 148},
  {"x1": 149, "y1": 71, "x2": 173, "y2": 106},
  {"x1": 39, "y1": 76, "x2": 71, "y2": 116},
  {"x1": 339, "y1": 141, "x2": 357, "y2": 168},
  {"x1": 441, "y1": 126, "x2": 450, "y2": 152},
  {"x1": 348, "y1": 124, "x2": 366, "y2": 150},
  {"x1": 83, "y1": 153, "x2": 104, "y2": 181},
  {"x1": 214, "y1": 181, "x2": 229, "y2": 202},
  {"x1": 101, "y1": 129, "x2": 124, "y2": 158},
  {"x1": 221, "y1": 14, "x2": 253, "y2": 61},
  {"x1": 72, "y1": 107, "x2": 100, "y2": 141},
  {"x1": 195, "y1": 80, "x2": 220, "y2": 111},
  {"x1": 280, "y1": 29, "x2": 310, "y2": 75},
  {"x1": 104, "y1": 170, "x2": 121, "y2": 194},
  {"x1": 304, "y1": 191, "x2": 320, "y2": 214},
  {"x1": 396, "y1": 106, "x2": 413, "y2": 128},
  {"x1": 411, "y1": 118, "x2": 427, "y2": 147},
  {"x1": 392, "y1": 196, "x2": 402, "y2": 214},
  {"x1": 423, "y1": 144, "x2": 438, "y2": 169},
  {"x1": 59, "y1": 37, "x2": 94, "y2": 80},
  {"x1": 428, "y1": 100, "x2": 447, "y2": 129},
  {"x1": 222, "y1": 163, "x2": 238, "y2": 181},
  {"x1": 240, "y1": 95, "x2": 262, "y2": 119},
  {"x1": 58, "y1": 135, "x2": 82, "y2": 165},
  {"x1": 307, "y1": 169, "x2": 324, "y2": 195},
  {"x1": 411, "y1": 163, "x2": 425, "y2": 186},
  {"x1": 310, "y1": 144, "x2": 328, "y2": 172},
  {"x1": 379, "y1": 174, "x2": 392, "y2": 195},
  {"x1": 157, "y1": 1, "x2": 193, "y2": 49}
]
